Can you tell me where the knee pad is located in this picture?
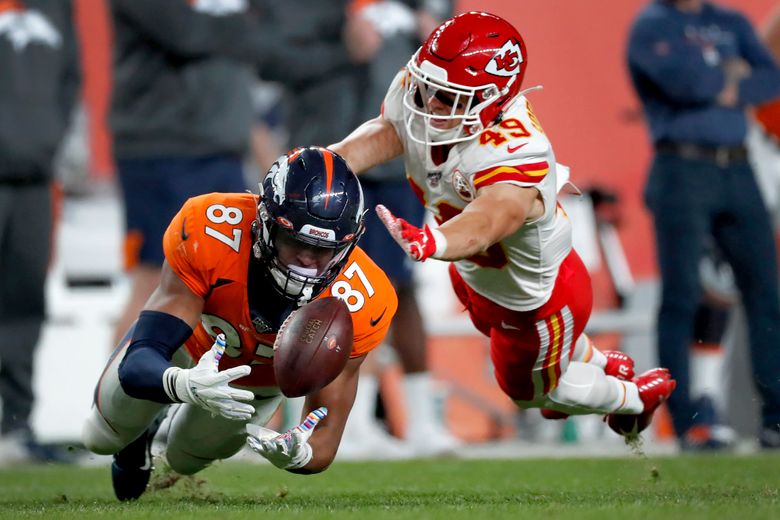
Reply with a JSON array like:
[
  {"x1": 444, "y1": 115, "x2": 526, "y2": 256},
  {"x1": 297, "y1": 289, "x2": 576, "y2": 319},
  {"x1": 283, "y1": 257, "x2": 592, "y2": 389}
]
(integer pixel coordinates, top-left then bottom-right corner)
[
  {"x1": 165, "y1": 432, "x2": 246, "y2": 475},
  {"x1": 164, "y1": 403, "x2": 249, "y2": 475},
  {"x1": 547, "y1": 361, "x2": 616, "y2": 412},
  {"x1": 81, "y1": 408, "x2": 125, "y2": 455},
  {"x1": 165, "y1": 446, "x2": 216, "y2": 476}
]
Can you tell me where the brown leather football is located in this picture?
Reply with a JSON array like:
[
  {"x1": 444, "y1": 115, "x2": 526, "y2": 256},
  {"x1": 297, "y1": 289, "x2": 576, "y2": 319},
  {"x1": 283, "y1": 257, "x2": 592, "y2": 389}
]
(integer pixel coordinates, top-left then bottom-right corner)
[{"x1": 273, "y1": 297, "x2": 353, "y2": 397}]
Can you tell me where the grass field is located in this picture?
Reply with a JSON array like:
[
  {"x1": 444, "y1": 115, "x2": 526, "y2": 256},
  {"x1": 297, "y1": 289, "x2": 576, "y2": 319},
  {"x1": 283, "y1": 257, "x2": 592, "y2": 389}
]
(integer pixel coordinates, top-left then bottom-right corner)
[{"x1": 0, "y1": 454, "x2": 778, "y2": 519}]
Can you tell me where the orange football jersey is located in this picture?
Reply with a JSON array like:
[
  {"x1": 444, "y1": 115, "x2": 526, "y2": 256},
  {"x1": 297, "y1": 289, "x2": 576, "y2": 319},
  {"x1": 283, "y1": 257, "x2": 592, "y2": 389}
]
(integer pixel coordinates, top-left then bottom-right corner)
[{"x1": 162, "y1": 192, "x2": 397, "y2": 388}]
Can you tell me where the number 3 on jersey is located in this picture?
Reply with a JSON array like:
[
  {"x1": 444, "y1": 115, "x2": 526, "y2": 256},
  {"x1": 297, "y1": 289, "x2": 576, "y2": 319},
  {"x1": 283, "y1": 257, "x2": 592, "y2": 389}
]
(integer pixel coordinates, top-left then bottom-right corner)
[{"x1": 330, "y1": 262, "x2": 374, "y2": 312}]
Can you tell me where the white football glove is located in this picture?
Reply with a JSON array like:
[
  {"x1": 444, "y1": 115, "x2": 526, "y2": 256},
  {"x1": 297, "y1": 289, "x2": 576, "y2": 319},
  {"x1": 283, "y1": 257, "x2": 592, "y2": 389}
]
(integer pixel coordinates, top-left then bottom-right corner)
[
  {"x1": 246, "y1": 406, "x2": 328, "y2": 470},
  {"x1": 162, "y1": 334, "x2": 255, "y2": 421}
]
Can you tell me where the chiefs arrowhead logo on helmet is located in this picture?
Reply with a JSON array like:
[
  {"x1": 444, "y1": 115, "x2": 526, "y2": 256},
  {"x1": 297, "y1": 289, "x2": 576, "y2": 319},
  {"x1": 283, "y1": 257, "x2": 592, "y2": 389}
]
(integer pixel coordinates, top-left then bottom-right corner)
[
  {"x1": 485, "y1": 40, "x2": 524, "y2": 77},
  {"x1": 403, "y1": 12, "x2": 529, "y2": 145}
]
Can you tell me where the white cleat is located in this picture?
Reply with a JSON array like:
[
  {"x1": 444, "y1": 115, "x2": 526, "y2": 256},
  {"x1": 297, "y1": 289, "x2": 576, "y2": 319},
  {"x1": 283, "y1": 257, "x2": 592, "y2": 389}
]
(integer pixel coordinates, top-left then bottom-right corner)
[
  {"x1": 405, "y1": 423, "x2": 462, "y2": 457},
  {"x1": 336, "y1": 421, "x2": 413, "y2": 461}
]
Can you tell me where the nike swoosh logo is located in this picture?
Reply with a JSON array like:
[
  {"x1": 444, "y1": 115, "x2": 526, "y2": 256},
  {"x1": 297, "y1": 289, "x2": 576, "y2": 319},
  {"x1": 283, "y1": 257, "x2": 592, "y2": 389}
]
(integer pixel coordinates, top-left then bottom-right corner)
[
  {"x1": 370, "y1": 307, "x2": 387, "y2": 327},
  {"x1": 501, "y1": 320, "x2": 523, "y2": 331},
  {"x1": 507, "y1": 143, "x2": 528, "y2": 154},
  {"x1": 181, "y1": 217, "x2": 189, "y2": 241},
  {"x1": 204, "y1": 278, "x2": 233, "y2": 299}
]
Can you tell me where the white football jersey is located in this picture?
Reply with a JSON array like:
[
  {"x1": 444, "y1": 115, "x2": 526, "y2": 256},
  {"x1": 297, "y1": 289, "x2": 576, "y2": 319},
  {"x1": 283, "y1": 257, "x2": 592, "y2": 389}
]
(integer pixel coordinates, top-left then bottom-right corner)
[{"x1": 382, "y1": 71, "x2": 573, "y2": 311}]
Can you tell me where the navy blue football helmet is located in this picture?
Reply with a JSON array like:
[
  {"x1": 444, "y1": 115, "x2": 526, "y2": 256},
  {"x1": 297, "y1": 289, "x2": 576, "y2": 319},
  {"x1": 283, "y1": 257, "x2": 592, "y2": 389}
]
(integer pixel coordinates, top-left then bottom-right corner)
[{"x1": 253, "y1": 147, "x2": 365, "y2": 304}]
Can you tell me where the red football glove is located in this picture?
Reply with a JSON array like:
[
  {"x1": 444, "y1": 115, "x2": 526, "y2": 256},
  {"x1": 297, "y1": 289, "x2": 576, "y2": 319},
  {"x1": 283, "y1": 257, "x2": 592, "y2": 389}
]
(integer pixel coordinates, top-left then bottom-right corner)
[{"x1": 375, "y1": 204, "x2": 443, "y2": 261}]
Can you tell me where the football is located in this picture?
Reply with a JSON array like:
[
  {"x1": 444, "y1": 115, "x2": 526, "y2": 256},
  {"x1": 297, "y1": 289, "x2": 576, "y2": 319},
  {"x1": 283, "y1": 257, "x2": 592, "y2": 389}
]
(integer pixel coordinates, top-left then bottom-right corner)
[{"x1": 273, "y1": 296, "x2": 353, "y2": 397}]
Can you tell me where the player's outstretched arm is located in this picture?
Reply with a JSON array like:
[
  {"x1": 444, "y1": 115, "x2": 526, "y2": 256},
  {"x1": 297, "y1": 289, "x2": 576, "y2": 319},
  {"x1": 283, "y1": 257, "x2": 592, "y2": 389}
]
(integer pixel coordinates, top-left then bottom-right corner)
[
  {"x1": 378, "y1": 183, "x2": 541, "y2": 262},
  {"x1": 118, "y1": 262, "x2": 255, "y2": 420},
  {"x1": 329, "y1": 117, "x2": 403, "y2": 175},
  {"x1": 246, "y1": 406, "x2": 328, "y2": 471},
  {"x1": 246, "y1": 354, "x2": 365, "y2": 473}
]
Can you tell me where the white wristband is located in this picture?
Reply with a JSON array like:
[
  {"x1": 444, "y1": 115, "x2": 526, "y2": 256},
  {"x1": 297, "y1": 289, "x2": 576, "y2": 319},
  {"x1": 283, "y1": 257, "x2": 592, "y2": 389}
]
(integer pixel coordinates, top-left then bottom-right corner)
[
  {"x1": 430, "y1": 228, "x2": 448, "y2": 259},
  {"x1": 162, "y1": 366, "x2": 190, "y2": 404}
]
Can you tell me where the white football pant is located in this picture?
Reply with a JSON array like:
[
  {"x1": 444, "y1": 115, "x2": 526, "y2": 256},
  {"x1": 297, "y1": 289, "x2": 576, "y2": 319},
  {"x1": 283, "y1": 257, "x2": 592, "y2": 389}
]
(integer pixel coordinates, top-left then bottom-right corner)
[{"x1": 81, "y1": 343, "x2": 282, "y2": 475}]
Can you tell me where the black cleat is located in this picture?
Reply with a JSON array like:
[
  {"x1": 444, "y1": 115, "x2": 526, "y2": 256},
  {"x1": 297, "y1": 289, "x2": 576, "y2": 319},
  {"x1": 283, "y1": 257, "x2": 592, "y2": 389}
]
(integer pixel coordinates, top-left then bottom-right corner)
[
  {"x1": 111, "y1": 411, "x2": 166, "y2": 501},
  {"x1": 759, "y1": 425, "x2": 780, "y2": 450}
]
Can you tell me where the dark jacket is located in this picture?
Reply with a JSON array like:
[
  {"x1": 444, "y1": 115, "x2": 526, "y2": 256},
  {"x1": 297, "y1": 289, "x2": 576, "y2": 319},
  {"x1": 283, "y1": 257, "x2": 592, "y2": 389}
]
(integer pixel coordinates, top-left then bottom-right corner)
[
  {"x1": 253, "y1": 0, "x2": 358, "y2": 149},
  {"x1": 109, "y1": 0, "x2": 351, "y2": 159},
  {"x1": 262, "y1": 0, "x2": 450, "y2": 179},
  {"x1": 0, "y1": 0, "x2": 80, "y2": 182},
  {"x1": 627, "y1": 0, "x2": 780, "y2": 146}
]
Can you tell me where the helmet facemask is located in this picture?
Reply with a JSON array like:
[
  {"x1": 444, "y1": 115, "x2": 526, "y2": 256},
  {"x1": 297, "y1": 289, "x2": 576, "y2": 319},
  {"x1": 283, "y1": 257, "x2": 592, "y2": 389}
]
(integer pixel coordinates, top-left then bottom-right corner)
[
  {"x1": 403, "y1": 53, "x2": 512, "y2": 146},
  {"x1": 252, "y1": 148, "x2": 366, "y2": 306}
]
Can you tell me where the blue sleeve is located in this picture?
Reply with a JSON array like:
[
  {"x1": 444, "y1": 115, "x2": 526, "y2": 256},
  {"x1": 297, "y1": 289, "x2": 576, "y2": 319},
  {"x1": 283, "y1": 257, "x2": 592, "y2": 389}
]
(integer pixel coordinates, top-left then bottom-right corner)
[
  {"x1": 627, "y1": 17, "x2": 725, "y2": 104},
  {"x1": 117, "y1": 310, "x2": 194, "y2": 403},
  {"x1": 733, "y1": 13, "x2": 780, "y2": 106}
]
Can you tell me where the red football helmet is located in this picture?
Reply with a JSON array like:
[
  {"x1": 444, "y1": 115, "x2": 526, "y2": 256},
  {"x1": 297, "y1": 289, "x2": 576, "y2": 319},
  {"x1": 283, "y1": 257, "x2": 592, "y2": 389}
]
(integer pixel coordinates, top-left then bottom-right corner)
[{"x1": 403, "y1": 11, "x2": 528, "y2": 145}]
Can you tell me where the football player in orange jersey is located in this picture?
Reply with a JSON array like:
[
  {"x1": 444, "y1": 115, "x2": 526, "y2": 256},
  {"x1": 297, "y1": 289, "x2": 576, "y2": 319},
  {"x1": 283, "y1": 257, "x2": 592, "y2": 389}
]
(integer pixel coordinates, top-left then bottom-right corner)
[
  {"x1": 330, "y1": 12, "x2": 676, "y2": 439},
  {"x1": 81, "y1": 147, "x2": 398, "y2": 501}
]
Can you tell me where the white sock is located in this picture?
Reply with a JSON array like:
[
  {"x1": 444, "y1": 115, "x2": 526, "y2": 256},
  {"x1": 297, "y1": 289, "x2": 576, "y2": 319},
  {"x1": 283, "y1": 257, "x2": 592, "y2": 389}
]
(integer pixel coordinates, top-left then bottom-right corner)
[
  {"x1": 547, "y1": 361, "x2": 642, "y2": 414},
  {"x1": 402, "y1": 372, "x2": 440, "y2": 434},
  {"x1": 571, "y1": 334, "x2": 607, "y2": 369},
  {"x1": 610, "y1": 377, "x2": 643, "y2": 414},
  {"x1": 691, "y1": 348, "x2": 724, "y2": 402},
  {"x1": 345, "y1": 375, "x2": 379, "y2": 433}
]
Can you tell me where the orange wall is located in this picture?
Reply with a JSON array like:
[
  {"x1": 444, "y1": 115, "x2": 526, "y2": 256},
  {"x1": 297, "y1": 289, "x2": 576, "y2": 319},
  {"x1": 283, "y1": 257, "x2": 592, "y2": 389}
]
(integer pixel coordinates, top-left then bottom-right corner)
[
  {"x1": 457, "y1": 0, "x2": 778, "y2": 277},
  {"x1": 75, "y1": 0, "x2": 113, "y2": 178}
]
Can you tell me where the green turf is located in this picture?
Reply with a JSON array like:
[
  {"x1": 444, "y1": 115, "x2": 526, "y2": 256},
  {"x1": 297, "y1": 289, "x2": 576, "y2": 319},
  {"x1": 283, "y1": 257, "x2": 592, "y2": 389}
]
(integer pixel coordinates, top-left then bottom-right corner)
[{"x1": 0, "y1": 454, "x2": 778, "y2": 519}]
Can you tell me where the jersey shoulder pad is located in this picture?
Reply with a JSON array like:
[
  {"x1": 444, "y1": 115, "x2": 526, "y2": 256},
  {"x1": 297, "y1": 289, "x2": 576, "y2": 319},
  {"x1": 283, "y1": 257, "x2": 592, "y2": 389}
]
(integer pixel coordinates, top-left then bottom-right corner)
[
  {"x1": 467, "y1": 98, "x2": 554, "y2": 190},
  {"x1": 381, "y1": 69, "x2": 408, "y2": 128},
  {"x1": 163, "y1": 193, "x2": 257, "y2": 297},
  {"x1": 321, "y1": 246, "x2": 398, "y2": 358}
]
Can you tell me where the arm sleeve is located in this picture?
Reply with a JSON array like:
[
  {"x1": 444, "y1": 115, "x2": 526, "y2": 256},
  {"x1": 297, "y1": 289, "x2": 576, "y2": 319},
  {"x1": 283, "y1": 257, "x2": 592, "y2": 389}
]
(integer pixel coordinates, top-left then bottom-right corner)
[
  {"x1": 733, "y1": 13, "x2": 780, "y2": 106},
  {"x1": 117, "y1": 311, "x2": 194, "y2": 403},
  {"x1": 627, "y1": 18, "x2": 725, "y2": 104}
]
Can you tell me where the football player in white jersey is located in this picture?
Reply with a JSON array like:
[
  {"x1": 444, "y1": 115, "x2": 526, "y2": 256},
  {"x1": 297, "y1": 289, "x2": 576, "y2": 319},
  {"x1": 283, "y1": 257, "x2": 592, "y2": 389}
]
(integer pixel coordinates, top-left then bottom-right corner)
[{"x1": 331, "y1": 11, "x2": 676, "y2": 438}]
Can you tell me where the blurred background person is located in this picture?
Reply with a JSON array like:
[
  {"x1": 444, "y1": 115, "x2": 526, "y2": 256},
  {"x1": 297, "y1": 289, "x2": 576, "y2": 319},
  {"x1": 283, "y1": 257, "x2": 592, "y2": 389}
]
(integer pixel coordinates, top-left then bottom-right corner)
[
  {"x1": 258, "y1": 0, "x2": 459, "y2": 458},
  {"x1": 108, "y1": 0, "x2": 253, "y2": 347},
  {"x1": 0, "y1": 0, "x2": 80, "y2": 464},
  {"x1": 749, "y1": 3, "x2": 780, "y2": 222},
  {"x1": 108, "y1": 0, "x2": 350, "y2": 348},
  {"x1": 627, "y1": 0, "x2": 780, "y2": 449},
  {"x1": 681, "y1": 242, "x2": 739, "y2": 450},
  {"x1": 248, "y1": 80, "x2": 287, "y2": 175},
  {"x1": 344, "y1": 0, "x2": 461, "y2": 457}
]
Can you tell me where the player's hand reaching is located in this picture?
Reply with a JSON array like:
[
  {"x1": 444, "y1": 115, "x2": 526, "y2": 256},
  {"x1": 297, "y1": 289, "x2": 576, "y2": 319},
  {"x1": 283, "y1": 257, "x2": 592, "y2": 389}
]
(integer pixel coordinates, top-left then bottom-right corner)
[
  {"x1": 376, "y1": 204, "x2": 446, "y2": 261},
  {"x1": 246, "y1": 407, "x2": 328, "y2": 470},
  {"x1": 162, "y1": 334, "x2": 255, "y2": 421}
]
